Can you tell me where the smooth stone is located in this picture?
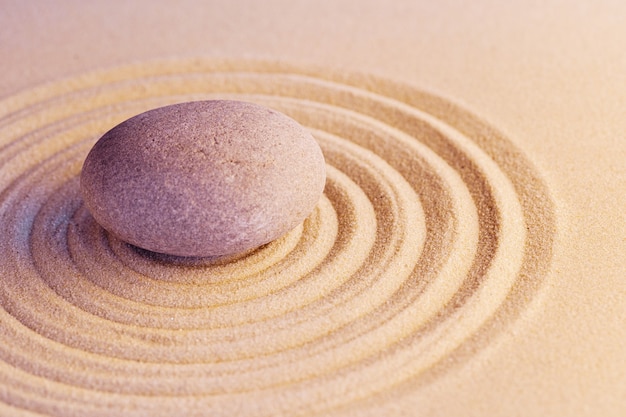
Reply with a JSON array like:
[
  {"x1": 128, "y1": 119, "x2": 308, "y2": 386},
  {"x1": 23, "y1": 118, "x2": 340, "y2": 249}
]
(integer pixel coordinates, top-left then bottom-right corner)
[{"x1": 80, "y1": 100, "x2": 326, "y2": 258}]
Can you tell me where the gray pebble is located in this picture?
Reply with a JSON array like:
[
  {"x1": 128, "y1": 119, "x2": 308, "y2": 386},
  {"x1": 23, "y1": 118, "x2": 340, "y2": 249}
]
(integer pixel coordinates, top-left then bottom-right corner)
[{"x1": 80, "y1": 100, "x2": 326, "y2": 258}]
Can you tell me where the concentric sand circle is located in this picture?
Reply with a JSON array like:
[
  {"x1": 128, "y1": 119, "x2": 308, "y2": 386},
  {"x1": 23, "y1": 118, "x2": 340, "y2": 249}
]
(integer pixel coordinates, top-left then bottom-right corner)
[{"x1": 0, "y1": 59, "x2": 555, "y2": 416}]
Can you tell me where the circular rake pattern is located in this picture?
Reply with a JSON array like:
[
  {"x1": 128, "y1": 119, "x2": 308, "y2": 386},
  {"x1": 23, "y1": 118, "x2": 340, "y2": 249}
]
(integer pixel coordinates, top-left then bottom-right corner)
[{"x1": 0, "y1": 60, "x2": 555, "y2": 416}]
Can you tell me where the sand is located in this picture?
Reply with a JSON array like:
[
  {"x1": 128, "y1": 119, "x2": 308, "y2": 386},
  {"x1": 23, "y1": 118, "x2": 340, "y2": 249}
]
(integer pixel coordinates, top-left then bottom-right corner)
[{"x1": 0, "y1": 1, "x2": 624, "y2": 417}]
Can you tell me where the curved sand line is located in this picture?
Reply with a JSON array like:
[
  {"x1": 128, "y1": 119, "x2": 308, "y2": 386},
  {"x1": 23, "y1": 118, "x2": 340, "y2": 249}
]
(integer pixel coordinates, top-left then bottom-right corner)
[{"x1": 0, "y1": 59, "x2": 555, "y2": 416}]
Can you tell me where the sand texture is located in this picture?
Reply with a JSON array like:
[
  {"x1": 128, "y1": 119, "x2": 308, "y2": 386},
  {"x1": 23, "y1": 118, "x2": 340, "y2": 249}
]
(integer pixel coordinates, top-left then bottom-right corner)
[{"x1": 0, "y1": 1, "x2": 625, "y2": 417}]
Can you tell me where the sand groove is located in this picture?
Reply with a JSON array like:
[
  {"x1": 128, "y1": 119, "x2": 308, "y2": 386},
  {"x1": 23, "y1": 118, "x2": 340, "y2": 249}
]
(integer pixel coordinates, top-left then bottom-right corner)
[{"x1": 0, "y1": 60, "x2": 555, "y2": 416}]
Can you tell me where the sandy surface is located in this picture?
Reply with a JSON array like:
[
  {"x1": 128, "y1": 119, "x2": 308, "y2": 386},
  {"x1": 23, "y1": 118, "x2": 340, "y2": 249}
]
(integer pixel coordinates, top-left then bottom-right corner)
[{"x1": 0, "y1": 1, "x2": 625, "y2": 416}]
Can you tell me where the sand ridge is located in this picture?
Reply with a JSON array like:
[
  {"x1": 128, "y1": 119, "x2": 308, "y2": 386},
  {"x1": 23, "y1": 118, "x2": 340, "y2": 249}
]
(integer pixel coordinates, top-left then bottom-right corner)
[{"x1": 0, "y1": 59, "x2": 555, "y2": 416}]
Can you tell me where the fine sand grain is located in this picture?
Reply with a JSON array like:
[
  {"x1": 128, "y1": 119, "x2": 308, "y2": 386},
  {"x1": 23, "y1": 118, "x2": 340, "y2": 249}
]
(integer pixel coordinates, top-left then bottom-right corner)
[{"x1": 0, "y1": 60, "x2": 555, "y2": 416}]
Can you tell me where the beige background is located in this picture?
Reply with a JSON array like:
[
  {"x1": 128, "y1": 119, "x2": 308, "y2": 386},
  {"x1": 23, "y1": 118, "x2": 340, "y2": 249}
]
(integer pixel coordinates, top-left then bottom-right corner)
[{"x1": 2, "y1": 1, "x2": 625, "y2": 415}]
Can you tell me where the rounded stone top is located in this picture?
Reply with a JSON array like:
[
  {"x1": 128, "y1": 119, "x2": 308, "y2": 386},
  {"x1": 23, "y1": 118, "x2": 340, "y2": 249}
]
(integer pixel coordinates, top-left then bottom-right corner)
[{"x1": 80, "y1": 100, "x2": 326, "y2": 258}]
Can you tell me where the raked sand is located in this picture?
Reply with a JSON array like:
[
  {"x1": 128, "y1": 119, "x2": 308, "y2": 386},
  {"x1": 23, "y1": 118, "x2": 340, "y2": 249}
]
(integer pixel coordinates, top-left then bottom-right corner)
[{"x1": 0, "y1": 2, "x2": 625, "y2": 416}]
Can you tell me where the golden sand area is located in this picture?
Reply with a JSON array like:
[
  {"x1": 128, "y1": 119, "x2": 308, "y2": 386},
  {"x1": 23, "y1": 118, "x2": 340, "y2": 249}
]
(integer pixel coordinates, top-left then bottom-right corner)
[
  {"x1": 0, "y1": 60, "x2": 555, "y2": 415},
  {"x1": 0, "y1": 2, "x2": 625, "y2": 416}
]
